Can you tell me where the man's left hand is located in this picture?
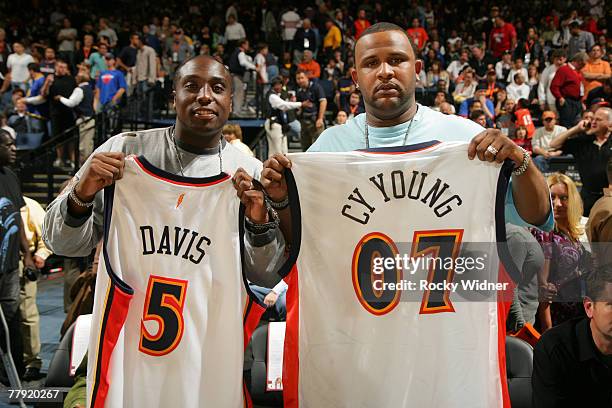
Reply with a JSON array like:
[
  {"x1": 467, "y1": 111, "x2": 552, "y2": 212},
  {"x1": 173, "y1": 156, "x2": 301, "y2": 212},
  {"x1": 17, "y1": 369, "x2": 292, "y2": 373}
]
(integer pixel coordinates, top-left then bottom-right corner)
[
  {"x1": 468, "y1": 129, "x2": 523, "y2": 167},
  {"x1": 315, "y1": 118, "x2": 324, "y2": 129},
  {"x1": 233, "y1": 168, "x2": 268, "y2": 224},
  {"x1": 33, "y1": 255, "x2": 45, "y2": 269},
  {"x1": 23, "y1": 252, "x2": 35, "y2": 271},
  {"x1": 263, "y1": 291, "x2": 279, "y2": 307}
]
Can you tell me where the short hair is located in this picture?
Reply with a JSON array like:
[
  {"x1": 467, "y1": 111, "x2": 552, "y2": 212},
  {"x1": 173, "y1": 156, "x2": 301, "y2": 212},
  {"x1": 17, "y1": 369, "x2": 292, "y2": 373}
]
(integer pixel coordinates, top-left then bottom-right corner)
[
  {"x1": 514, "y1": 73, "x2": 522, "y2": 81},
  {"x1": 27, "y1": 63, "x2": 39, "y2": 72},
  {"x1": 589, "y1": 44, "x2": 602, "y2": 52},
  {"x1": 222, "y1": 124, "x2": 242, "y2": 140},
  {"x1": 0, "y1": 128, "x2": 11, "y2": 142},
  {"x1": 130, "y1": 32, "x2": 141, "y2": 39},
  {"x1": 550, "y1": 49, "x2": 566, "y2": 61},
  {"x1": 469, "y1": 109, "x2": 485, "y2": 121},
  {"x1": 355, "y1": 22, "x2": 416, "y2": 56},
  {"x1": 596, "y1": 106, "x2": 612, "y2": 122},
  {"x1": 270, "y1": 77, "x2": 283, "y2": 87},
  {"x1": 571, "y1": 51, "x2": 589, "y2": 63},
  {"x1": 295, "y1": 70, "x2": 309, "y2": 77},
  {"x1": 238, "y1": 39, "x2": 249, "y2": 47},
  {"x1": 173, "y1": 55, "x2": 232, "y2": 91},
  {"x1": 257, "y1": 42, "x2": 268, "y2": 52},
  {"x1": 586, "y1": 265, "x2": 612, "y2": 301}
]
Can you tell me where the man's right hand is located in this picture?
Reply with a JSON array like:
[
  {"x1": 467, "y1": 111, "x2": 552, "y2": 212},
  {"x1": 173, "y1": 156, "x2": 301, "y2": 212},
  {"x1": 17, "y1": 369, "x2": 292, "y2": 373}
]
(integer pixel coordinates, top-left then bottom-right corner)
[
  {"x1": 301, "y1": 100, "x2": 313, "y2": 108},
  {"x1": 573, "y1": 119, "x2": 590, "y2": 133},
  {"x1": 74, "y1": 152, "x2": 126, "y2": 202},
  {"x1": 261, "y1": 154, "x2": 291, "y2": 202}
]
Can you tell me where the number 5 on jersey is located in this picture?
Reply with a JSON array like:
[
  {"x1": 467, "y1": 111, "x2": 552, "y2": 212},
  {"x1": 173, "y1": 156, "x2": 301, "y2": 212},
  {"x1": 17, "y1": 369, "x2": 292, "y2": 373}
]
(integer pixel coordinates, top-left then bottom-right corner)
[{"x1": 139, "y1": 275, "x2": 188, "y2": 356}]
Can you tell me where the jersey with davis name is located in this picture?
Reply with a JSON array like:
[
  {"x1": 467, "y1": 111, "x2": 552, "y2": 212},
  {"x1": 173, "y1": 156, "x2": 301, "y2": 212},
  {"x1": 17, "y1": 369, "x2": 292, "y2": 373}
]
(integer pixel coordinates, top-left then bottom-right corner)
[
  {"x1": 86, "y1": 155, "x2": 264, "y2": 408},
  {"x1": 281, "y1": 141, "x2": 516, "y2": 408}
]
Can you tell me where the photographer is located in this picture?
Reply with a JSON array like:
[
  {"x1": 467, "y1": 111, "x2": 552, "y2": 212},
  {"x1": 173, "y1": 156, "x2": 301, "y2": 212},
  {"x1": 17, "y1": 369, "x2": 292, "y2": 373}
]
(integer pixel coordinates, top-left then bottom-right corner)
[
  {"x1": 264, "y1": 77, "x2": 307, "y2": 157},
  {"x1": 19, "y1": 196, "x2": 52, "y2": 381}
]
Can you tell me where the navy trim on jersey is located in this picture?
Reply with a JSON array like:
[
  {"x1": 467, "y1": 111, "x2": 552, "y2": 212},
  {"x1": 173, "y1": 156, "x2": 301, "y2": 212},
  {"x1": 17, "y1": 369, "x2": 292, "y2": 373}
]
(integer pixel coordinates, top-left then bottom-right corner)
[
  {"x1": 102, "y1": 185, "x2": 135, "y2": 296},
  {"x1": 494, "y1": 160, "x2": 521, "y2": 283},
  {"x1": 356, "y1": 140, "x2": 441, "y2": 154},
  {"x1": 136, "y1": 155, "x2": 229, "y2": 186},
  {"x1": 90, "y1": 282, "x2": 115, "y2": 408}
]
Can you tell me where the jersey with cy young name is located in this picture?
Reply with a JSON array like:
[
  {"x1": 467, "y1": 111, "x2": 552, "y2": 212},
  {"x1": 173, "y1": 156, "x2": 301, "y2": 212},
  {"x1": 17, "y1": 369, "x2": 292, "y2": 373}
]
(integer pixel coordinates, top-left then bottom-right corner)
[
  {"x1": 282, "y1": 141, "x2": 516, "y2": 408},
  {"x1": 86, "y1": 155, "x2": 265, "y2": 408}
]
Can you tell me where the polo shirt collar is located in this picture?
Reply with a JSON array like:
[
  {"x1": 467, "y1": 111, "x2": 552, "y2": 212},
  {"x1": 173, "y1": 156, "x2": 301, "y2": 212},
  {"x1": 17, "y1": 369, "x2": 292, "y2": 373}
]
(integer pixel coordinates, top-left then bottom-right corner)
[{"x1": 577, "y1": 318, "x2": 603, "y2": 363}]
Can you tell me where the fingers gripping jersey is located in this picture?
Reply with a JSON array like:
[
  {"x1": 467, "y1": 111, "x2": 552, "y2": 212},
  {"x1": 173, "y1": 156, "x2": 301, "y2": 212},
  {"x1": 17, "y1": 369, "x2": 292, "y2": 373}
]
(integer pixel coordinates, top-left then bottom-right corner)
[
  {"x1": 282, "y1": 141, "x2": 516, "y2": 408},
  {"x1": 86, "y1": 156, "x2": 265, "y2": 408}
]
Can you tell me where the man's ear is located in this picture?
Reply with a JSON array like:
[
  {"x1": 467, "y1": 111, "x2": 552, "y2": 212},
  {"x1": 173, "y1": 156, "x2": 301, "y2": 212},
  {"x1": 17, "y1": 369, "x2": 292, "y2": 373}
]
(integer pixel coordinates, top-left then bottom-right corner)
[
  {"x1": 350, "y1": 69, "x2": 358, "y2": 88},
  {"x1": 583, "y1": 297, "x2": 595, "y2": 319},
  {"x1": 415, "y1": 59, "x2": 423, "y2": 75},
  {"x1": 172, "y1": 90, "x2": 176, "y2": 108}
]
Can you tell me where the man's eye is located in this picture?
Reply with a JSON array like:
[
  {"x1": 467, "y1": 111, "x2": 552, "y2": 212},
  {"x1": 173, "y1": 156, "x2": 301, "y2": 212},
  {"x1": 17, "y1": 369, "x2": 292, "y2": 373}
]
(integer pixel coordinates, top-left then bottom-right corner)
[
  {"x1": 213, "y1": 85, "x2": 225, "y2": 93},
  {"x1": 390, "y1": 58, "x2": 403, "y2": 65},
  {"x1": 185, "y1": 83, "x2": 198, "y2": 90}
]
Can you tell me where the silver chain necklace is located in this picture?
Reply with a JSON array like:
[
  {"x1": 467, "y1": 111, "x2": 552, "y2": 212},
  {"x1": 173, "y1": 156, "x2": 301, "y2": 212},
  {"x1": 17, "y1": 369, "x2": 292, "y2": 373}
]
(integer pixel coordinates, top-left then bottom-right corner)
[
  {"x1": 364, "y1": 105, "x2": 419, "y2": 149},
  {"x1": 170, "y1": 126, "x2": 223, "y2": 176}
]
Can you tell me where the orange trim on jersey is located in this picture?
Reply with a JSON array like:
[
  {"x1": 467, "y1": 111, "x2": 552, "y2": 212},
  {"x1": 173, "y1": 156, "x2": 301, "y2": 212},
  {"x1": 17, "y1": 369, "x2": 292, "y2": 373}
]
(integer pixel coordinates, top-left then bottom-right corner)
[
  {"x1": 351, "y1": 232, "x2": 402, "y2": 316},
  {"x1": 90, "y1": 282, "x2": 133, "y2": 408},
  {"x1": 133, "y1": 156, "x2": 231, "y2": 187},
  {"x1": 497, "y1": 264, "x2": 514, "y2": 408},
  {"x1": 411, "y1": 229, "x2": 463, "y2": 315},
  {"x1": 283, "y1": 266, "x2": 300, "y2": 408},
  {"x1": 139, "y1": 275, "x2": 188, "y2": 357},
  {"x1": 360, "y1": 142, "x2": 442, "y2": 155}
]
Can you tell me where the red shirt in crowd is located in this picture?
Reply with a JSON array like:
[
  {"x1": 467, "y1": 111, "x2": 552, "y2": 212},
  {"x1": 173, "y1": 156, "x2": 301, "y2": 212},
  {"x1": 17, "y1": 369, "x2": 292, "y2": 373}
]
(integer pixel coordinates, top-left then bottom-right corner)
[
  {"x1": 407, "y1": 27, "x2": 429, "y2": 50},
  {"x1": 550, "y1": 63, "x2": 584, "y2": 101},
  {"x1": 515, "y1": 108, "x2": 536, "y2": 138},
  {"x1": 354, "y1": 18, "x2": 371, "y2": 40},
  {"x1": 489, "y1": 23, "x2": 517, "y2": 58}
]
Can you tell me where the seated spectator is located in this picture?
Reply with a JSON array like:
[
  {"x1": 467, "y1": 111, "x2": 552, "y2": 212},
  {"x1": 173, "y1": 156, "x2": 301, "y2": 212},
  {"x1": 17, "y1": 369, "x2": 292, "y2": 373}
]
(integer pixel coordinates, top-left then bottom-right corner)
[
  {"x1": 494, "y1": 88, "x2": 508, "y2": 117},
  {"x1": 335, "y1": 110, "x2": 348, "y2": 125},
  {"x1": 249, "y1": 280, "x2": 289, "y2": 320},
  {"x1": 439, "y1": 101, "x2": 455, "y2": 115},
  {"x1": 506, "y1": 73, "x2": 530, "y2": 102},
  {"x1": 94, "y1": 53, "x2": 127, "y2": 112},
  {"x1": 532, "y1": 267, "x2": 612, "y2": 407},
  {"x1": 469, "y1": 109, "x2": 486, "y2": 127},
  {"x1": 495, "y1": 50, "x2": 513, "y2": 84},
  {"x1": 343, "y1": 91, "x2": 365, "y2": 119},
  {"x1": 495, "y1": 98, "x2": 517, "y2": 137},
  {"x1": 297, "y1": 50, "x2": 321, "y2": 80},
  {"x1": 587, "y1": 159, "x2": 612, "y2": 268},
  {"x1": 586, "y1": 77, "x2": 612, "y2": 108},
  {"x1": 426, "y1": 60, "x2": 449, "y2": 93},
  {"x1": 507, "y1": 56, "x2": 528, "y2": 86},
  {"x1": 532, "y1": 111, "x2": 567, "y2": 172},
  {"x1": 527, "y1": 64, "x2": 540, "y2": 92},
  {"x1": 512, "y1": 125, "x2": 532, "y2": 153},
  {"x1": 483, "y1": 69, "x2": 503, "y2": 100},
  {"x1": 514, "y1": 98, "x2": 536, "y2": 138},
  {"x1": 8, "y1": 99, "x2": 44, "y2": 137},
  {"x1": 446, "y1": 49, "x2": 470, "y2": 84},
  {"x1": 431, "y1": 91, "x2": 451, "y2": 112},
  {"x1": 459, "y1": 84, "x2": 495, "y2": 125},
  {"x1": 0, "y1": 113, "x2": 16, "y2": 139},
  {"x1": 532, "y1": 173, "x2": 590, "y2": 332},
  {"x1": 452, "y1": 68, "x2": 476, "y2": 104},
  {"x1": 321, "y1": 58, "x2": 341, "y2": 83},
  {"x1": 222, "y1": 124, "x2": 253, "y2": 157}
]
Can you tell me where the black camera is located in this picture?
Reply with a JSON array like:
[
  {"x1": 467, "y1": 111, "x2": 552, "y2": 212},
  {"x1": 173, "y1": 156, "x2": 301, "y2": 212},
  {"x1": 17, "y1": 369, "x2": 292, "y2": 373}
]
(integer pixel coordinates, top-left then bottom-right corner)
[{"x1": 24, "y1": 266, "x2": 38, "y2": 282}]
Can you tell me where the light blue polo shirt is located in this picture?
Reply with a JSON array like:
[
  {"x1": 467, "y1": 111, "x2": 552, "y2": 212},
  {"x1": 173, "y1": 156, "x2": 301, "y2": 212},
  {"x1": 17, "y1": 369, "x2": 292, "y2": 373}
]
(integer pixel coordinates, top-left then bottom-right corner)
[{"x1": 309, "y1": 104, "x2": 554, "y2": 231}]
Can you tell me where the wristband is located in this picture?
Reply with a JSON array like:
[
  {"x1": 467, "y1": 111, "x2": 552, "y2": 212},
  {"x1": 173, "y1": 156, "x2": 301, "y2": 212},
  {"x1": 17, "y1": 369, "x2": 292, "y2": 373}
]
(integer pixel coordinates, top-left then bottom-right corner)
[
  {"x1": 245, "y1": 201, "x2": 280, "y2": 234},
  {"x1": 512, "y1": 147, "x2": 530, "y2": 177},
  {"x1": 267, "y1": 195, "x2": 289, "y2": 210},
  {"x1": 69, "y1": 185, "x2": 94, "y2": 208}
]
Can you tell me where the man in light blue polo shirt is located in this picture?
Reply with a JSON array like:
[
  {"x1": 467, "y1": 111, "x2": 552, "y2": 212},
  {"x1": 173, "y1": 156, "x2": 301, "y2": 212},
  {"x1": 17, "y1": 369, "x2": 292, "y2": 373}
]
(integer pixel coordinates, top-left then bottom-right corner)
[{"x1": 261, "y1": 22, "x2": 553, "y2": 232}]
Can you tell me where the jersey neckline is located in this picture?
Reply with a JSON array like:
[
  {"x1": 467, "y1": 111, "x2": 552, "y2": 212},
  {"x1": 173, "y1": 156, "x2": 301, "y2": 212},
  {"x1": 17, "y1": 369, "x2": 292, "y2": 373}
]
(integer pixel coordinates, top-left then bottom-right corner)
[
  {"x1": 356, "y1": 140, "x2": 441, "y2": 154},
  {"x1": 133, "y1": 156, "x2": 230, "y2": 187}
]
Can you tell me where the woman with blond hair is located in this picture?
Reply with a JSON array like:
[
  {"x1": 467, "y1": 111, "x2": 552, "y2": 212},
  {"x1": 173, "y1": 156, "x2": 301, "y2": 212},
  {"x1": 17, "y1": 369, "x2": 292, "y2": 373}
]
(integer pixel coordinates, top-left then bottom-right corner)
[{"x1": 531, "y1": 173, "x2": 591, "y2": 331}]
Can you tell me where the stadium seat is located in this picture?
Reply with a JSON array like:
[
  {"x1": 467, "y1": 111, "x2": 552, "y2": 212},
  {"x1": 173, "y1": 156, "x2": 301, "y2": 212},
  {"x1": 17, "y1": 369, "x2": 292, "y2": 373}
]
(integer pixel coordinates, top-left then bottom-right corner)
[
  {"x1": 247, "y1": 323, "x2": 283, "y2": 407},
  {"x1": 45, "y1": 322, "x2": 76, "y2": 389},
  {"x1": 505, "y1": 335, "x2": 534, "y2": 408}
]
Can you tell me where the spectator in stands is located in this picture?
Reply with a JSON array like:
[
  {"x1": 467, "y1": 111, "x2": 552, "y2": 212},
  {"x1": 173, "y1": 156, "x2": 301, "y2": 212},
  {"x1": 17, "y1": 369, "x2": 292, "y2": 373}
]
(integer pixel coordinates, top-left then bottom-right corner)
[
  {"x1": 512, "y1": 125, "x2": 532, "y2": 153},
  {"x1": 459, "y1": 84, "x2": 494, "y2": 125},
  {"x1": 228, "y1": 39, "x2": 256, "y2": 116},
  {"x1": 532, "y1": 111, "x2": 567, "y2": 172},
  {"x1": 142, "y1": 24, "x2": 161, "y2": 56},
  {"x1": 452, "y1": 68, "x2": 476, "y2": 104},
  {"x1": 532, "y1": 267, "x2": 612, "y2": 407},
  {"x1": 532, "y1": 173, "x2": 589, "y2": 332},
  {"x1": 527, "y1": 64, "x2": 540, "y2": 92},
  {"x1": 586, "y1": 77, "x2": 612, "y2": 108},
  {"x1": 295, "y1": 70, "x2": 326, "y2": 151},
  {"x1": 493, "y1": 50, "x2": 512, "y2": 85},
  {"x1": 469, "y1": 109, "x2": 486, "y2": 127},
  {"x1": 94, "y1": 53, "x2": 127, "y2": 113},
  {"x1": 353, "y1": 9, "x2": 371, "y2": 40},
  {"x1": 407, "y1": 18, "x2": 428, "y2": 52},
  {"x1": 567, "y1": 21, "x2": 595, "y2": 58},
  {"x1": 322, "y1": 58, "x2": 341, "y2": 84},
  {"x1": 431, "y1": 91, "x2": 450, "y2": 112},
  {"x1": 249, "y1": 280, "x2": 288, "y2": 319},
  {"x1": 0, "y1": 129, "x2": 35, "y2": 380},
  {"x1": 297, "y1": 50, "x2": 320, "y2": 80},
  {"x1": 117, "y1": 33, "x2": 140, "y2": 90},
  {"x1": 19, "y1": 196, "x2": 51, "y2": 381},
  {"x1": 42, "y1": 60, "x2": 77, "y2": 168},
  {"x1": 0, "y1": 28, "x2": 10, "y2": 76},
  {"x1": 507, "y1": 74, "x2": 530, "y2": 102},
  {"x1": 516, "y1": 27, "x2": 545, "y2": 66},
  {"x1": 97, "y1": 18, "x2": 118, "y2": 49},
  {"x1": 39, "y1": 47, "x2": 56, "y2": 77},
  {"x1": 133, "y1": 35, "x2": 157, "y2": 121},
  {"x1": 335, "y1": 110, "x2": 348, "y2": 125},
  {"x1": 587, "y1": 159, "x2": 612, "y2": 268},
  {"x1": 538, "y1": 49, "x2": 566, "y2": 113},
  {"x1": 489, "y1": 15, "x2": 517, "y2": 59},
  {"x1": 507, "y1": 57, "x2": 528, "y2": 86},
  {"x1": 426, "y1": 60, "x2": 449, "y2": 93},
  {"x1": 23, "y1": 63, "x2": 49, "y2": 122},
  {"x1": 254, "y1": 43, "x2": 269, "y2": 89},
  {"x1": 7, "y1": 42, "x2": 34, "y2": 91},
  {"x1": 494, "y1": 88, "x2": 508, "y2": 117},
  {"x1": 57, "y1": 18, "x2": 77, "y2": 67},
  {"x1": 439, "y1": 101, "x2": 455, "y2": 115},
  {"x1": 550, "y1": 107, "x2": 612, "y2": 215},
  {"x1": 323, "y1": 19, "x2": 342, "y2": 56},
  {"x1": 446, "y1": 49, "x2": 469, "y2": 84},
  {"x1": 280, "y1": 7, "x2": 301, "y2": 52},
  {"x1": 551, "y1": 52, "x2": 588, "y2": 128},
  {"x1": 7, "y1": 100, "x2": 44, "y2": 140},
  {"x1": 74, "y1": 34, "x2": 95, "y2": 67},
  {"x1": 87, "y1": 43, "x2": 108, "y2": 81},
  {"x1": 222, "y1": 124, "x2": 253, "y2": 157},
  {"x1": 343, "y1": 90, "x2": 364, "y2": 120},
  {"x1": 264, "y1": 77, "x2": 305, "y2": 157},
  {"x1": 582, "y1": 44, "x2": 611, "y2": 99},
  {"x1": 58, "y1": 72, "x2": 95, "y2": 164},
  {"x1": 165, "y1": 29, "x2": 193, "y2": 75},
  {"x1": 293, "y1": 18, "x2": 317, "y2": 64},
  {"x1": 224, "y1": 14, "x2": 246, "y2": 51},
  {"x1": 469, "y1": 44, "x2": 495, "y2": 80}
]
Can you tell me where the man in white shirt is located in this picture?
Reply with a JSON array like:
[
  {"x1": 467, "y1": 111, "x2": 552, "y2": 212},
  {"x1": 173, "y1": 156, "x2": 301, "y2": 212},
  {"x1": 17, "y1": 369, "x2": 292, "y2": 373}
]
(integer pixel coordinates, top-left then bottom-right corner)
[
  {"x1": 57, "y1": 18, "x2": 78, "y2": 65},
  {"x1": 532, "y1": 110, "x2": 568, "y2": 172},
  {"x1": 7, "y1": 43, "x2": 34, "y2": 91},
  {"x1": 264, "y1": 77, "x2": 308, "y2": 157},
  {"x1": 281, "y1": 8, "x2": 301, "y2": 49},
  {"x1": 495, "y1": 50, "x2": 513, "y2": 83},
  {"x1": 538, "y1": 49, "x2": 566, "y2": 113},
  {"x1": 224, "y1": 14, "x2": 247, "y2": 50},
  {"x1": 506, "y1": 57, "x2": 528, "y2": 86},
  {"x1": 446, "y1": 50, "x2": 470, "y2": 83},
  {"x1": 506, "y1": 73, "x2": 531, "y2": 101},
  {"x1": 97, "y1": 18, "x2": 118, "y2": 48}
]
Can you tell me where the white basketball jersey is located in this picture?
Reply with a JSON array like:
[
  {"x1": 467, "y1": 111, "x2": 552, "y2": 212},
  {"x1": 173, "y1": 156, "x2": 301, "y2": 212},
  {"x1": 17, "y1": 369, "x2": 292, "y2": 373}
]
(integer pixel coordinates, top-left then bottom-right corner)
[
  {"x1": 86, "y1": 156, "x2": 264, "y2": 408},
  {"x1": 282, "y1": 141, "x2": 516, "y2": 408}
]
